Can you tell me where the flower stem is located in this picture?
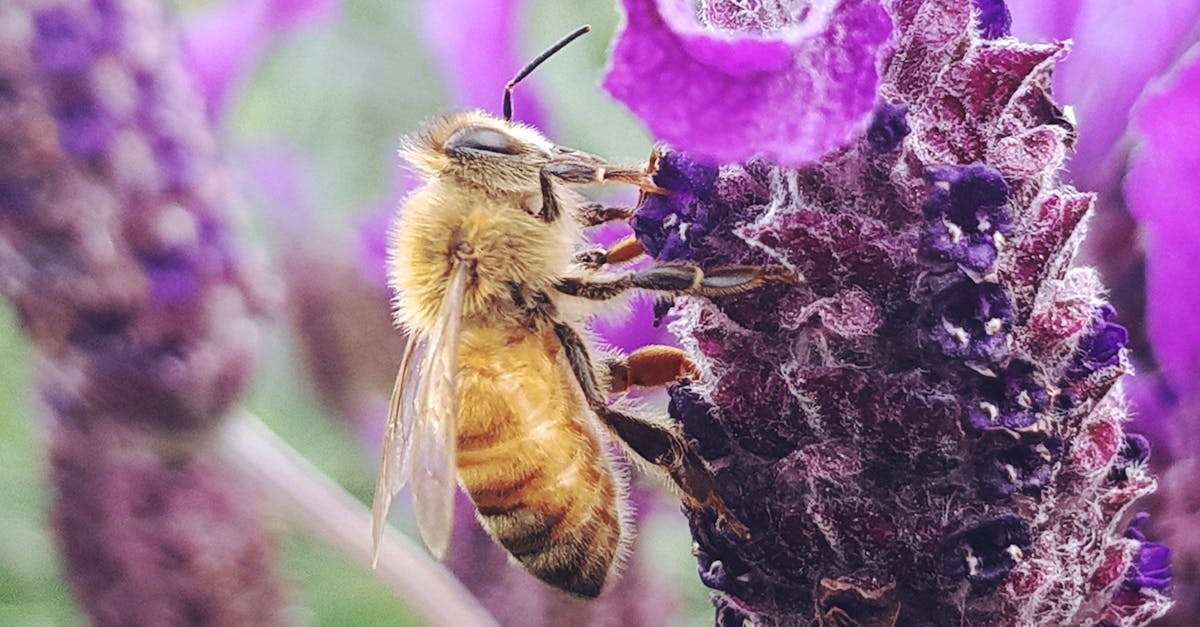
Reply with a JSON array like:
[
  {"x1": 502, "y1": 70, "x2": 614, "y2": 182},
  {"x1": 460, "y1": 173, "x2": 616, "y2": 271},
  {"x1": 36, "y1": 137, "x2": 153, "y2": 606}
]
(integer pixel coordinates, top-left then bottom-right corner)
[{"x1": 213, "y1": 410, "x2": 498, "y2": 627}]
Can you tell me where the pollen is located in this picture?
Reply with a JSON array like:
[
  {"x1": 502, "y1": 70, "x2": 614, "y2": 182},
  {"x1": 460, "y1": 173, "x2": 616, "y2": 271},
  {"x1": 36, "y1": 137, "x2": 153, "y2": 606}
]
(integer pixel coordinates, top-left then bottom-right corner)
[
  {"x1": 1006, "y1": 545, "x2": 1025, "y2": 563},
  {"x1": 965, "y1": 548, "x2": 981, "y2": 576},
  {"x1": 945, "y1": 217, "x2": 964, "y2": 244}
]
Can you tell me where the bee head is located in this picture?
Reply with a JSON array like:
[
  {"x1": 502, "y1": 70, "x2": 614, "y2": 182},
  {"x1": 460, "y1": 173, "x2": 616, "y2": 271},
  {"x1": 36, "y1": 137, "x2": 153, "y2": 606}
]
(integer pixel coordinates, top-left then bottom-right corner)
[
  {"x1": 402, "y1": 26, "x2": 596, "y2": 197},
  {"x1": 403, "y1": 111, "x2": 600, "y2": 196},
  {"x1": 401, "y1": 111, "x2": 548, "y2": 192}
]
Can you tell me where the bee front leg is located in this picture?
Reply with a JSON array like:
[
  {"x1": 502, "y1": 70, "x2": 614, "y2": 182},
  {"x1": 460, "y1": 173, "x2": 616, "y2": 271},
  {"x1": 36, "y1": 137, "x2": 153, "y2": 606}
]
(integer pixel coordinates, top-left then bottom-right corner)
[
  {"x1": 575, "y1": 202, "x2": 635, "y2": 227},
  {"x1": 537, "y1": 168, "x2": 563, "y2": 222},
  {"x1": 544, "y1": 158, "x2": 664, "y2": 194},
  {"x1": 552, "y1": 321, "x2": 749, "y2": 538},
  {"x1": 540, "y1": 162, "x2": 649, "y2": 224}
]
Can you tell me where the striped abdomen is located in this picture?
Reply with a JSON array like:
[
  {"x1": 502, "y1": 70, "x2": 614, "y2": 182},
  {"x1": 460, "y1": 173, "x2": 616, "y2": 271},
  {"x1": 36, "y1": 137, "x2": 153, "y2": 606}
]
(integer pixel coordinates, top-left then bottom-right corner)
[{"x1": 456, "y1": 326, "x2": 627, "y2": 598}]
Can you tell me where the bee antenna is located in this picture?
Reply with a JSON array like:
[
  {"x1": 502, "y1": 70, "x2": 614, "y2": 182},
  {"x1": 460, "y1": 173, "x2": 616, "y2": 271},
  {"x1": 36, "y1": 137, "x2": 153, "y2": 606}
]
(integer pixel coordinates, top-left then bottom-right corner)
[{"x1": 503, "y1": 24, "x2": 591, "y2": 123}]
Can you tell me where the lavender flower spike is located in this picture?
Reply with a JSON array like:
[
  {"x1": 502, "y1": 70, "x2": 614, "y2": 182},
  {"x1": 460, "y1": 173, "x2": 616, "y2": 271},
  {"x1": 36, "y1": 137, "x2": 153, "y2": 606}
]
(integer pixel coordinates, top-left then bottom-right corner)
[
  {"x1": 626, "y1": 0, "x2": 1170, "y2": 624},
  {"x1": 0, "y1": 0, "x2": 281, "y2": 623}
]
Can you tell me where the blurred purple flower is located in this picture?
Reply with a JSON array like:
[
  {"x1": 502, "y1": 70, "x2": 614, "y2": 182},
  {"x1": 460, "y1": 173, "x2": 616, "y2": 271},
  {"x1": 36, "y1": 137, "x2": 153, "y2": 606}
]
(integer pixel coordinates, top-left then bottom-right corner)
[
  {"x1": 605, "y1": 0, "x2": 894, "y2": 166},
  {"x1": 0, "y1": 0, "x2": 281, "y2": 623},
  {"x1": 1123, "y1": 46, "x2": 1200, "y2": 625},
  {"x1": 1125, "y1": 48, "x2": 1200, "y2": 400},
  {"x1": 1006, "y1": 1, "x2": 1200, "y2": 190},
  {"x1": 183, "y1": 0, "x2": 340, "y2": 119},
  {"x1": 52, "y1": 417, "x2": 284, "y2": 627},
  {"x1": 621, "y1": 0, "x2": 1169, "y2": 623}
]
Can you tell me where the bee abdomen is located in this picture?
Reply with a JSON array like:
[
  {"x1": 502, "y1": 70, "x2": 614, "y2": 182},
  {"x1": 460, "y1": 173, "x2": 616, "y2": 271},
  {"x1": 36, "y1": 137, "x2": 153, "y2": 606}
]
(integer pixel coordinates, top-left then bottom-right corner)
[
  {"x1": 476, "y1": 486, "x2": 622, "y2": 598},
  {"x1": 465, "y1": 443, "x2": 625, "y2": 598}
]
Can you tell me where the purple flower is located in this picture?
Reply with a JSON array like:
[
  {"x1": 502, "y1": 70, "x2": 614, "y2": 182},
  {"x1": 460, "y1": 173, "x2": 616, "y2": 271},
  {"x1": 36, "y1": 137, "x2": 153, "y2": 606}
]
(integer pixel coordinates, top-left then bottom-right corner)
[
  {"x1": 621, "y1": 0, "x2": 1169, "y2": 623},
  {"x1": 1125, "y1": 49, "x2": 1200, "y2": 397},
  {"x1": 919, "y1": 164, "x2": 1014, "y2": 274},
  {"x1": 605, "y1": 0, "x2": 894, "y2": 166},
  {"x1": 632, "y1": 151, "x2": 723, "y2": 263},
  {"x1": 0, "y1": 0, "x2": 281, "y2": 623},
  {"x1": 1095, "y1": 514, "x2": 1173, "y2": 626},
  {"x1": 965, "y1": 361, "x2": 1050, "y2": 432},
  {"x1": 1067, "y1": 305, "x2": 1131, "y2": 384},
  {"x1": 926, "y1": 279, "x2": 1015, "y2": 361},
  {"x1": 865, "y1": 101, "x2": 911, "y2": 153}
]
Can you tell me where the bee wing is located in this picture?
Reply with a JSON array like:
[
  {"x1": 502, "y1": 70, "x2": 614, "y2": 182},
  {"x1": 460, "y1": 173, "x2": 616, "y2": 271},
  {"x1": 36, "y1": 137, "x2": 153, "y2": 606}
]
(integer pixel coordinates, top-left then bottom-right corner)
[
  {"x1": 371, "y1": 328, "x2": 427, "y2": 566},
  {"x1": 371, "y1": 261, "x2": 470, "y2": 565},
  {"x1": 410, "y1": 261, "x2": 470, "y2": 560}
]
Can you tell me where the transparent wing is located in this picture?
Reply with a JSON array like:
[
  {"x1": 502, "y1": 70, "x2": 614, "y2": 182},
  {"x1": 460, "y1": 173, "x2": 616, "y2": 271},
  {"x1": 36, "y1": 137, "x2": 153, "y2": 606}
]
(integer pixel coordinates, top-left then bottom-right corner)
[
  {"x1": 371, "y1": 329, "x2": 427, "y2": 565},
  {"x1": 410, "y1": 261, "x2": 469, "y2": 560}
]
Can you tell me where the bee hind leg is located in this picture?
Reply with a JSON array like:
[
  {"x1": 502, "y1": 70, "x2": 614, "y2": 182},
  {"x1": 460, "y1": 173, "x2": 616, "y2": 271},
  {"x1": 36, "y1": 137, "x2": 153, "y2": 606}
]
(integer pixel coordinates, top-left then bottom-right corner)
[
  {"x1": 597, "y1": 406, "x2": 750, "y2": 539},
  {"x1": 572, "y1": 235, "x2": 646, "y2": 271},
  {"x1": 553, "y1": 321, "x2": 749, "y2": 538}
]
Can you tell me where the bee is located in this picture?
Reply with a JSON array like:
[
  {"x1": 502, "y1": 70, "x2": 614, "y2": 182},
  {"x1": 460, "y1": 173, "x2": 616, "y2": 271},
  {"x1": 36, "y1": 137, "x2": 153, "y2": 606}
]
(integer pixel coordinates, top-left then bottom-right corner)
[{"x1": 371, "y1": 25, "x2": 794, "y2": 598}]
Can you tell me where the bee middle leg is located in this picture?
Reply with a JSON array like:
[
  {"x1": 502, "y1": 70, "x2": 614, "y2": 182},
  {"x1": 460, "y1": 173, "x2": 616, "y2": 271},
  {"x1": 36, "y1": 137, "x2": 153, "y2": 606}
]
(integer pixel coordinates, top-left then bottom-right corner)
[
  {"x1": 552, "y1": 321, "x2": 749, "y2": 537},
  {"x1": 558, "y1": 263, "x2": 798, "y2": 300}
]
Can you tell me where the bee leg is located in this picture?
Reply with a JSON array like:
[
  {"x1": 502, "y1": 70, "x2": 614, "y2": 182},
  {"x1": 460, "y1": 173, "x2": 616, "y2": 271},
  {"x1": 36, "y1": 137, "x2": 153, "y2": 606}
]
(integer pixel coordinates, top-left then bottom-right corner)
[
  {"x1": 571, "y1": 236, "x2": 646, "y2": 271},
  {"x1": 538, "y1": 168, "x2": 563, "y2": 222},
  {"x1": 575, "y1": 202, "x2": 635, "y2": 227},
  {"x1": 541, "y1": 163, "x2": 650, "y2": 223},
  {"x1": 553, "y1": 321, "x2": 749, "y2": 538},
  {"x1": 604, "y1": 345, "x2": 696, "y2": 394},
  {"x1": 545, "y1": 158, "x2": 666, "y2": 194},
  {"x1": 557, "y1": 263, "x2": 799, "y2": 300}
]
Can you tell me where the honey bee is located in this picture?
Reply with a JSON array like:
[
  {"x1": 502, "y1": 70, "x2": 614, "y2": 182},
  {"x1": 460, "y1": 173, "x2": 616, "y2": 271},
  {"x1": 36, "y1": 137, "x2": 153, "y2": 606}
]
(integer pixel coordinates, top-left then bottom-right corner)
[{"x1": 371, "y1": 25, "x2": 794, "y2": 597}]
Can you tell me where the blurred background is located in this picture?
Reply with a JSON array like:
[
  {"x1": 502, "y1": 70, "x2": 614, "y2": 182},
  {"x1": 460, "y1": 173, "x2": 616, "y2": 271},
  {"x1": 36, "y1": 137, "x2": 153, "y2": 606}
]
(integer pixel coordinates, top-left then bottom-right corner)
[{"x1": 0, "y1": 0, "x2": 707, "y2": 624}]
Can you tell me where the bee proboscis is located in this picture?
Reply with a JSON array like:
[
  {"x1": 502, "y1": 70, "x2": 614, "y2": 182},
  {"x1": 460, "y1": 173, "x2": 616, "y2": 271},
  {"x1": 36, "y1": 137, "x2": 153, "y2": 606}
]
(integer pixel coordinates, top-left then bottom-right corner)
[{"x1": 371, "y1": 25, "x2": 794, "y2": 597}]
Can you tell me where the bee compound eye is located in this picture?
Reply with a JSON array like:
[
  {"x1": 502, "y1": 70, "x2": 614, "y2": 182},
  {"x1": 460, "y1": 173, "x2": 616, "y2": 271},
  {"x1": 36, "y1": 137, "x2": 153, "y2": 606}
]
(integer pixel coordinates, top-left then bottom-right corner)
[{"x1": 446, "y1": 126, "x2": 522, "y2": 156}]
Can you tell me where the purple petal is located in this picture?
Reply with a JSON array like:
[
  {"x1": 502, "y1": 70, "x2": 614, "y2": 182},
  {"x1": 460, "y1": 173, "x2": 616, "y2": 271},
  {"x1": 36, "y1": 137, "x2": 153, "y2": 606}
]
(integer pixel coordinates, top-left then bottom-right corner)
[
  {"x1": 418, "y1": 0, "x2": 547, "y2": 128},
  {"x1": 1125, "y1": 46, "x2": 1200, "y2": 395},
  {"x1": 1007, "y1": 1, "x2": 1200, "y2": 188},
  {"x1": 183, "y1": 0, "x2": 339, "y2": 119},
  {"x1": 1005, "y1": 0, "x2": 1083, "y2": 40},
  {"x1": 604, "y1": 0, "x2": 893, "y2": 166}
]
